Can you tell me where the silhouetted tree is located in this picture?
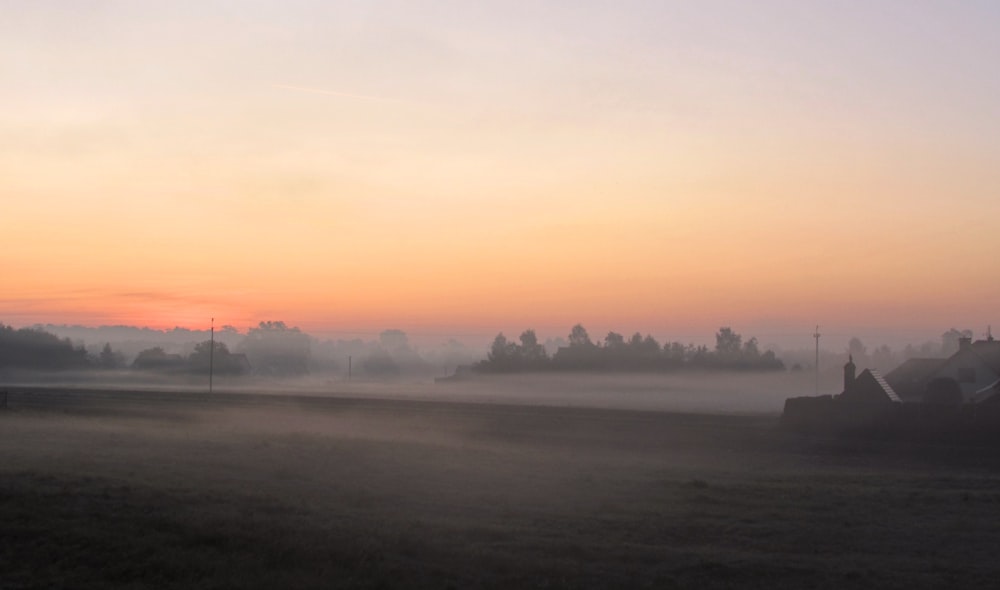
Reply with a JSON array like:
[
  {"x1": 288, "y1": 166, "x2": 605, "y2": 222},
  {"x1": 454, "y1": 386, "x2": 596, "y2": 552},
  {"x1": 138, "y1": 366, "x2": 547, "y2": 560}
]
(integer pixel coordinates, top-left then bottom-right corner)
[
  {"x1": 488, "y1": 333, "x2": 510, "y2": 362},
  {"x1": 568, "y1": 324, "x2": 593, "y2": 348},
  {"x1": 715, "y1": 327, "x2": 742, "y2": 360},
  {"x1": 482, "y1": 324, "x2": 783, "y2": 373},
  {"x1": 240, "y1": 321, "x2": 310, "y2": 376},
  {"x1": 639, "y1": 334, "x2": 661, "y2": 356},
  {"x1": 519, "y1": 329, "x2": 548, "y2": 367},
  {"x1": 98, "y1": 343, "x2": 124, "y2": 369},
  {"x1": 604, "y1": 331, "x2": 625, "y2": 349},
  {"x1": 742, "y1": 337, "x2": 760, "y2": 360},
  {"x1": 132, "y1": 347, "x2": 186, "y2": 371},
  {"x1": 758, "y1": 349, "x2": 784, "y2": 370},
  {"x1": 189, "y1": 340, "x2": 246, "y2": 375},
  {"x1": 0, "y1": 324, "x2": 89, "y2": 370},
  {"x1": 552, "y1": 324, "x2": 603, "y2": 369},
  {"x1": 476, "y1": 329, "x2": 552, "y2": 372},
  {"x1": 664, "y1": 342, "x2": 686, "y2": 365},
  {"x1": 480, "y1": 332, "x2": 517, "y2": 372},
  {"x1": 689, "y1": 344, "x2": 711, "y2": 366}
]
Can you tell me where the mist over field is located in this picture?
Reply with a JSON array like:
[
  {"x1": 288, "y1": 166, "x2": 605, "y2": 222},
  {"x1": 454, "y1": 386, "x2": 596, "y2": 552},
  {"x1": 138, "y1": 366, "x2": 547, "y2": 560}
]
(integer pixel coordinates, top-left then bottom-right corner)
[
  {"x1": 2, "y1": 370, "x2": 810, "y2": 413},
  {"x1": 5, "y1": 324, "x2": 998, "y2": 588},
  {"x1": 380, "y1": 372, "x2": 807, "y2": 414},
  {"x1": 5, "y1": 379, "x2": 1000, "y2": 588}
]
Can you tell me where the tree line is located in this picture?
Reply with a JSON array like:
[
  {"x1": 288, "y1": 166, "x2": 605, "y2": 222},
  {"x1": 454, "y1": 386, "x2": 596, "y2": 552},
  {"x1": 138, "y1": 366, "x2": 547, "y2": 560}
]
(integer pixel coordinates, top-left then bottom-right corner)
[
  {"x1": 123, "y1": 321, "x2": 311, "y2": 376},
  {"x1": 478, "y1": 325, "x2": 784, "y2": 373},
  {"x1": 2, "y1": 320, "x2": 782, "y2": 378},
  {"x1": 0, "y1": 324, "x2": 89, "y2": 370},
  {"x1": 0, "y1": 321, "x2": 459, "y2": 379},
  {"x1": 0, "y1": 321, "x2": 289, "y2": 376}
]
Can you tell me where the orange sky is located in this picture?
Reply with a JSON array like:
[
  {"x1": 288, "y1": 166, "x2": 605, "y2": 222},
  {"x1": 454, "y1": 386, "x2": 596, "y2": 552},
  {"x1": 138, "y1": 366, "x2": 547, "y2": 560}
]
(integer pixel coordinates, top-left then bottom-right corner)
[{"x1": 2, "y1": 2, "x2": 999, "y2": 348}]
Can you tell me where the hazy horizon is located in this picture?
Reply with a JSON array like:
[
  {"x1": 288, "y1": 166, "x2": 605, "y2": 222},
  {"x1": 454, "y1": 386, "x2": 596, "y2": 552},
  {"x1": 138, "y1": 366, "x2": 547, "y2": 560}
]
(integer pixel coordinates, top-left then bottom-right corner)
[{"x1": 3, "y1": 316, "x2": 985, "y2": 358}]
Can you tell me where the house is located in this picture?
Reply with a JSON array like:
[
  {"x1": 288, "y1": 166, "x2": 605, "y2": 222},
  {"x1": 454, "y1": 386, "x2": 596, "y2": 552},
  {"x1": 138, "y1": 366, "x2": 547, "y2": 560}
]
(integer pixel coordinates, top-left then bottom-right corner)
[
  {"x1": 782, "y1": 332, "x2": 1000, "y2": 436},
  {"x1": 839, "y1": 355, "x2": 901, "y2": 404},
  {"x1": 927, "y1": 336, "x2": 1000, "y2": 403},
  {"x1": 882, "y1": 336, "x2": 1000, "y2": 404},
  {"x1": 781, "y1": 355, "x2": 900, "y2": 431}
]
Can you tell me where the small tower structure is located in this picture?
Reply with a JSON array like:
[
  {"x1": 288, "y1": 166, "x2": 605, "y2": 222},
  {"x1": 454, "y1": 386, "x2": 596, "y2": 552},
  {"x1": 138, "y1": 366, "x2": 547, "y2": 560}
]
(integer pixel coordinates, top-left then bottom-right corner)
[{"x1": 844, "y1": 354, "x2": 856, "y2": 394}]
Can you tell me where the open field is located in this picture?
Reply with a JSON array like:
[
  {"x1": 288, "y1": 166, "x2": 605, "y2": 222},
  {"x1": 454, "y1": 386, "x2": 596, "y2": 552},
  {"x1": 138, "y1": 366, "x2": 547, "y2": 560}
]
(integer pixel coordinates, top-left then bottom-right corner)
[{"x1": 4, "y1": 385, "x2": 1000, "y2": 588}]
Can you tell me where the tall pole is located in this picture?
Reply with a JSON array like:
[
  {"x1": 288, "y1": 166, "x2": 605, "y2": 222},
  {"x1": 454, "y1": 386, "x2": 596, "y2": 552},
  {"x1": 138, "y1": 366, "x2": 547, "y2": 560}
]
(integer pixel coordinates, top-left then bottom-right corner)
[
  {"x1": 209, "y1": 317, "x2": 215, "y2": 394},
  {"x1": 813, "y1": 325, "x2": 820, "y2": 395}
]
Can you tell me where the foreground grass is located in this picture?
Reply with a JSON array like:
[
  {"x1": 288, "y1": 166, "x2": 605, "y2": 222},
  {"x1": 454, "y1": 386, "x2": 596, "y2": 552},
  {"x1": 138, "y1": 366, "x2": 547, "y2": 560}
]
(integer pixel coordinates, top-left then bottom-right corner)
[{"x1": 3, "y1": 395, "x2": 1000, "y2": 588}]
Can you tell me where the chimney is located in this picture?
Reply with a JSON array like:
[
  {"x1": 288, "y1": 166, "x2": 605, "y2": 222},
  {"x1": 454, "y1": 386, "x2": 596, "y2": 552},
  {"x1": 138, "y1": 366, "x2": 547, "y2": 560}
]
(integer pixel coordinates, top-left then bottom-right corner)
[
  {"x1": 844, "y1": 354, "x2": 856, "y2": 393},
  {"x1": 959, "y1": 336, "x2": 972, "y2": 351}
]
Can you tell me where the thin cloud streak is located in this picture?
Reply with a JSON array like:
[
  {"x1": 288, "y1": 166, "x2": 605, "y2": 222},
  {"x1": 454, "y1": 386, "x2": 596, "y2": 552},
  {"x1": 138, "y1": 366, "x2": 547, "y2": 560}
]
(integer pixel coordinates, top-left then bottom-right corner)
[{"x1": 272, "y1": 84, "x2": 402, "y2": 104}]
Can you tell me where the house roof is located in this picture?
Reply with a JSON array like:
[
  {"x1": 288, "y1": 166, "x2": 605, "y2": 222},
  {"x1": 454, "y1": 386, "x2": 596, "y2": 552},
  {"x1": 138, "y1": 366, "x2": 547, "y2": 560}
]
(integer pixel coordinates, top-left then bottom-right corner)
[
  {"x1": 884, "y1": 357, "x2": 946, "y2": 401},
  {"x1": 868, "y1": 369, "x2": 902, "y2": 403},
  {"x1": 841, "y1": 368, "x2": 902, "y2": 404},
  {"x1": 886, "y1": 357, "x2": 946, "y2": 384},
  {"x1": 969, "y1": 340, "x2": 1000, "y2": 374}
]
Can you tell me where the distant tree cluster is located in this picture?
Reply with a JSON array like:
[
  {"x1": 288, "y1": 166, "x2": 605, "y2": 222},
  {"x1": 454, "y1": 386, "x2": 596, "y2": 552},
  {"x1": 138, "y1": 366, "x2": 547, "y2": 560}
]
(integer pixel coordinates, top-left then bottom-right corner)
[
  {"x1": 484, "y1": 329, "x2": 549, "y2": 372},
  {"x1": 477, "y1": 325, "x2": 784, "y2": 373},
  {"x1": 238, "y1": 321, "x2": 310, "y2": 376},
  {"x1": 132, "y1": 346, "x2": 187, "y2": 371},
  {"x1": 129, "y1": 324, "x2": 435, "y2": 379},
  {"x1": 8, "y1": 319, "x2": 461, "y2": 381},
  {"x1": 188, "y1": 341, "x2": 248, "y2": 375},
  {"x1": 131, "y1": 340, "x2": 250, "y2": 375},
  {"x1": 0, "y1": 323, "x2": 89, "y2": 370}
]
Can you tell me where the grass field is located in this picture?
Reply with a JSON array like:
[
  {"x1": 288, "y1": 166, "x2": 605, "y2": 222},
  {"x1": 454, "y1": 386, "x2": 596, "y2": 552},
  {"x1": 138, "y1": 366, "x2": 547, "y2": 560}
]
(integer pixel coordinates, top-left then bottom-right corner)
[{"x1": 3, "y1": 385, "x2": 1000, "y2": 588}]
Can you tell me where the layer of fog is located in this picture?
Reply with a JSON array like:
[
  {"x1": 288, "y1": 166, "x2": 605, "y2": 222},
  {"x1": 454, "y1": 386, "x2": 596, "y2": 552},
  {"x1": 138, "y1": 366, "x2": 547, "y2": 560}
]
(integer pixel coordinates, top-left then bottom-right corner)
[
  {"x1": 2, "y1": 370, "x2": 816, "y2": 415},
  {"x1": 346, "y1": 372, "x2": 810, "y2": 414}
]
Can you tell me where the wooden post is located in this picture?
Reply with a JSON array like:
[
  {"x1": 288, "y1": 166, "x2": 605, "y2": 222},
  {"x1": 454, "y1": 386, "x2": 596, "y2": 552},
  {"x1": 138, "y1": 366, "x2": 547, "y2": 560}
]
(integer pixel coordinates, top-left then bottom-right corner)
[
  {"x1": 813, "y1": 326, "x2": 821, "y2": 395},
  {"x1": 209, "y1": 318, "x2": 214, "y2": 394}
]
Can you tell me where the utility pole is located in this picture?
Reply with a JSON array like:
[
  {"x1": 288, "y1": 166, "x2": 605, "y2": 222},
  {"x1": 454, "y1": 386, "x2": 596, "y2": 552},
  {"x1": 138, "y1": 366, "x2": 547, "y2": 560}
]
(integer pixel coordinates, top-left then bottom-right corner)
[
  {"x1": 348, "y1": 355, "x2": 352, "y2": 381},
  {"x1": 813, "y1": 325, "x2": 821, "y2": 395},
  {"x1": 209, "y1": 317, "x2": 215, "y2": 394}
]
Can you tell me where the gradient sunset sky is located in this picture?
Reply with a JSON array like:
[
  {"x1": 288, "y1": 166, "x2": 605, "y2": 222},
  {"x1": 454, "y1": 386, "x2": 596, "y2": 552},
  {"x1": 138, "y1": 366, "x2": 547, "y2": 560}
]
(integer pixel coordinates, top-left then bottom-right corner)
[{"x1": 3, "y1": 1, "x2": 998, "y2": 348}]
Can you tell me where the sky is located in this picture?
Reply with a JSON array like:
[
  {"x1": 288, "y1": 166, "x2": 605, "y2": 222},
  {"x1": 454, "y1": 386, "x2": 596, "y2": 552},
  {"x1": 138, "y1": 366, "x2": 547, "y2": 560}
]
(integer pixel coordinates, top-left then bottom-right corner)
[{"x1": 2, "y1": 0, "x2": 999, "y2": 350}]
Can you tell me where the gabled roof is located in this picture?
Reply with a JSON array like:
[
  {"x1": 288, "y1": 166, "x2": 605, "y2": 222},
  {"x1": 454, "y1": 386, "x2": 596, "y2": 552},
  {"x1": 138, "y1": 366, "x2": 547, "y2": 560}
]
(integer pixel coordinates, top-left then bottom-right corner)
[
  {"x1": 840, "y1": 368, "x2": 901, "y2": 404},
  {"x1": 884, "y1": 357, "x2": 946, "y2": 401},
  {"x1": 868, "y1": 369, "x2": 902, "y2": 403},
  {"x1": 885, "y1": 357, "x2": 946, "y2": 385},
  {"x1": 969, "y1": 340, "x2": 1000, "y2": 374}
]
